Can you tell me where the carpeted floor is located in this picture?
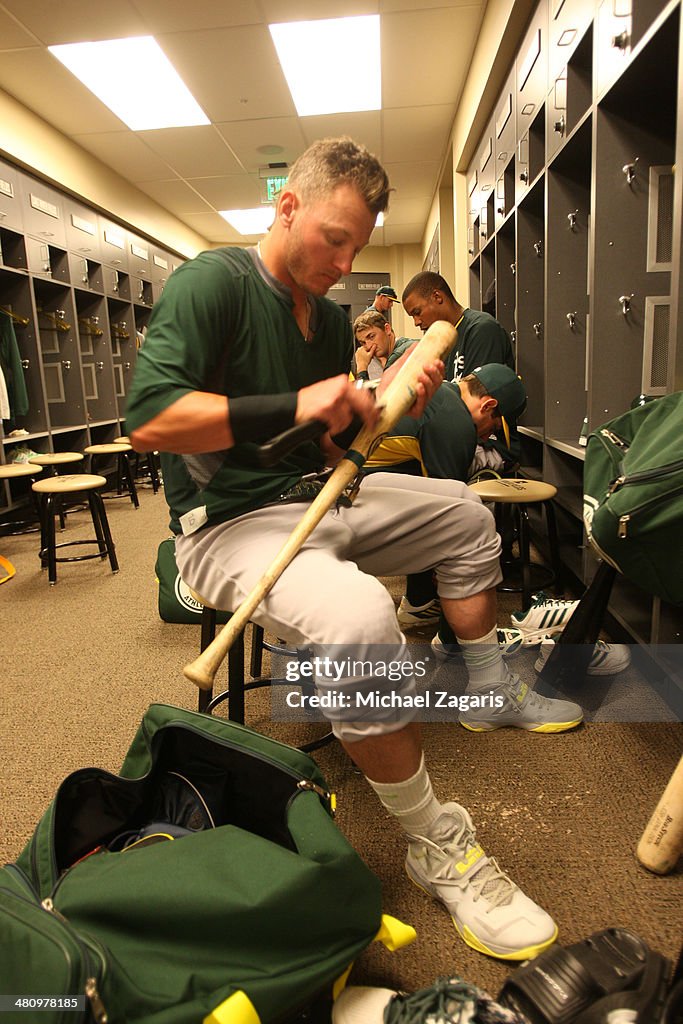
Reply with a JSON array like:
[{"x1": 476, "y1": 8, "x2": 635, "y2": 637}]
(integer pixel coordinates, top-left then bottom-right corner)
[{"x1": 1, "y1": 484, "x2": 681, "y2": 1003}]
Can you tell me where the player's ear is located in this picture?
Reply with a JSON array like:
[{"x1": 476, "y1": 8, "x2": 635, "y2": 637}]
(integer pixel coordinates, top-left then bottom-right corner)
[{"x1": 278, "y1": 190, "x2": 298, "y2": 227}]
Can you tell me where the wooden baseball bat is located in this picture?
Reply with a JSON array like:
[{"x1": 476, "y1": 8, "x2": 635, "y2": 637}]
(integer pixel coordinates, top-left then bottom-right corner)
[
  {"x1": 636, "y1": 753, "x2": 683, "y2": 874},
  {"x1": 183, "y1": 319, "x2": 457, "y2": 690}
]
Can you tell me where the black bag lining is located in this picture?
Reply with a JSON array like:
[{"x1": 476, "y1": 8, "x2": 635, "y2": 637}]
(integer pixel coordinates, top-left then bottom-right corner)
[{"x1": 54, "y1": 726, "x2": 301, "y2": 872}]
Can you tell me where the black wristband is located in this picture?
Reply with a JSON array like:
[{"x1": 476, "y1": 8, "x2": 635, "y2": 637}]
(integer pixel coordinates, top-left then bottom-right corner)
[
  {"x1": 356, "y1": 370, "x2": 370, "y2": 381},
  {"x1": 230, "y1": 393, "x2": 298, "y2": 444},
  {"x1": 331, "y1": 414, "x2": 364, "y2": 451}
]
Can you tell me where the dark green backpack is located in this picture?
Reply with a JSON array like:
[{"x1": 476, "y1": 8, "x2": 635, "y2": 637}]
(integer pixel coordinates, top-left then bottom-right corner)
[
  {"x1": 2, "y1": 704, "x2": 402, "y2": 1024},
  {"x1": 583, "y1": 393, "x2": 683, "y2": 605},
  {"x1": 155, "y1": 537, "x2": 230, "y2": 624}
]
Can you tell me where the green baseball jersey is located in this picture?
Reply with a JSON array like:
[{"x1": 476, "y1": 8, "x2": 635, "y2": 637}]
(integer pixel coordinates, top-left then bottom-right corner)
[
  {"x1": 445, "y1": 307, "x2": 514, "y2": 382},
  {"x1": 125, "y1": 247, "x2": 353, "y2": 532}
]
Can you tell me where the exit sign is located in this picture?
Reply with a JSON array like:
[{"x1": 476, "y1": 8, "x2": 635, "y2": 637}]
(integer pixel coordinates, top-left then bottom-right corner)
[{"x1": 265, "y1": 176, "x2": 288, "y2": 202}]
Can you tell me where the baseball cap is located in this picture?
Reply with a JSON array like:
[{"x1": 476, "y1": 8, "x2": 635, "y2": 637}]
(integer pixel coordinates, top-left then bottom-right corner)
[
  {"x1": 472, "y1": 364, "x2": 527, "y2": 420},
  {"x1": 375, "y1": 286, "x2": 398, "y2": 300}
]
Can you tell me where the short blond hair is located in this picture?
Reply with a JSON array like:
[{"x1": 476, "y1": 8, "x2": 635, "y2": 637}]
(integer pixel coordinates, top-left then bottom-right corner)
[
  {"x1": 288, "y1": 137, "x2": 391, "y2": 216},
  {"x1": 353, "y1": 309, "x2": 390, "y2": 337}
]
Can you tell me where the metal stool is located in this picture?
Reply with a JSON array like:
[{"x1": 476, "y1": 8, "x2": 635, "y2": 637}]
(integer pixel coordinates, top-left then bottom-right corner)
[
  {"x1": 28, "y1": 452, "x2": 85, "y2": 529},
  {"x1": 84, "y1": 443, "x2": 139, "y2": 508},
  {"x1": 31, "y1": 473, "x2": 119, "y2": 585},
  {"x1": 0, "y1": 462, "x2": 40, "y2": 535},
  {"x1": 189, "y1": 588, "x2": 333, "y2": 754},
  {"x1": 469, "y1": 477, "x2": 563, "y2": 610},
  {"x1": 114, "y1": 436, "x2": 160, "y2": 493}
]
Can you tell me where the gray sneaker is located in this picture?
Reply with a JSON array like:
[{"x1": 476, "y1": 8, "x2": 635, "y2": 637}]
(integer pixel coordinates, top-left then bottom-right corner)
[
  {"x1": 459, "y1": 673, "x2": 583, "y2": 733},
  {"x1": 405, "y1": 803, "x2": 558, "y2": 960}
]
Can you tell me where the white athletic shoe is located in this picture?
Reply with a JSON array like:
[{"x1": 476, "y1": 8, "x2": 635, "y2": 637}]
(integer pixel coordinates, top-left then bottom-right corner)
[
  {"x1": 534, "y1": 638, "x2": 632, "y2": 676},
  {"x1": 405, "y1": 803, "x2": 558, "y2": 960},
  {"x1": 397, "y1": 596, "x2": 441, "y2": 627},
  {"x1": 431, "y1": 628, "x2": 524, "y2": 660},
  {"x1": 511, "y1": 591, "x2": 579, "y2": 638}
]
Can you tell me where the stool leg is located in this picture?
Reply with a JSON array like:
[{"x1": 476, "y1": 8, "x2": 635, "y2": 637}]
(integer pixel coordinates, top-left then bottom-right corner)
[
  {"x1": 44, "y1": 493, "x2": 58, "y2": 585},
  {"x1": 120, "y1": 452, "x2": 139, "y2": 509},
  {"x1": 88, "y1": 492, "x2": 108, "y2": 558},
  {"x1": 197, "y1": 606, "x2": 217, "y2": 713},
  {"x1": 517, "y1": 504, "x2": 533, "y2": 610},
  {"x1": 250, "y1": 624, "x2": 265, "y2": 677},
  {"x1": 89, "y1": 491, "x2": 119, "y2": 573},
  {"x1": 147, "y1": 451, "x2": 160, "y2": 493},
  {"x1": 543, "y1": 499, "x2": 563, "y2": 595},
  {"x1": 228, "y1": 628, "x2": 246, "y2": 724}
]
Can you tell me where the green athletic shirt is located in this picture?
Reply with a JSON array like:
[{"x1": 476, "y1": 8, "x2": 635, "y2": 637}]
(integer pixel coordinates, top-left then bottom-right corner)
[
  {"x1": 125, "y1": 247, "x2": 353, "y2": 532},
  {"x1": 443, "y1": 307, "x2": 514, "y2": 383},
  {"x1": 366, "y1": 382, "x2": 476, "y2": 481}
]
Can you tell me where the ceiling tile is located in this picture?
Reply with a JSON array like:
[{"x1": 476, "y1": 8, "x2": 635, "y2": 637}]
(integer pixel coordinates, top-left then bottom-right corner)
[
  {"x1": 381, "y1": 104, "x2": 455, "y2": 163},
  {"x1": 381, "y1": 0, "x2": 481, "y2": 9},
  {"x1": 181, "y1": 211, "x2": 248, "y2": 243},
  {"x1": 131, "y1": 0, "x2": 263, "y2": 33},
  {"x1": 299, "y1": 111, "x2": 382, "y2": 155},
  {"x1": 385, "y1": 196, "x2": 432, "y2": 225},
  {"x1": 383, "y1": 222, "x2": 424, "y2": 244},
  {"x1": 384, "y1": 160, "x2": 440, "y2": 198},
  {"x1": 0, "y1": 9, "x2": 39, "y2": 48},
  {"x1": 123, "y1": 179, "x2": 214, "y2": 216},
  {"x1": 215, "y1": 118, "x2": 308, "y2": 173},
  {"x1": 72, "y1": 132, "x2": 178, "y2": 182},
  {"x1": 187, "y1": 174, "x2": 263, "y2": 209},
  {"x1": 0, "y1": 49, "x2": 125, "y2": 134},
  {"x1": 260, "y1": 1, "x2": 379, "y2": 21},
  {"x1": 0, "y1": 0, "x2": 147, "y2": 44},
  {"x1": 136, "y1": 126, "x2": 243, "y2": 178},
  {"x1": 157, "y1": 26, "x2": 296, "y2": 123},
  {"x1": 382, "y1": 7, "x2": 482, "y2": 109}
]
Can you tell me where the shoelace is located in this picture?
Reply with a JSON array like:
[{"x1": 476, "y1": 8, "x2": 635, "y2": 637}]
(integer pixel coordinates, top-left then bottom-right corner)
[
  {"x1": 387, "y1": 976, "x2": 528, "y2": 1024},
  {"x1": 430, "y1": 815, "x2": 517, "y2": 910}
]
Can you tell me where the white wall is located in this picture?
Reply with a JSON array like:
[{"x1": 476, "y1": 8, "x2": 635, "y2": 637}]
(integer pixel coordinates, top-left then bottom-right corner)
[{"x1": 0, "y1": 88, "x2": 207, "y2": 259}]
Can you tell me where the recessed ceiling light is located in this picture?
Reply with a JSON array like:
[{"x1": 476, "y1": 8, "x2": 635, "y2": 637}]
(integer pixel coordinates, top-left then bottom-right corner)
[
  {"x1": 375, "y1": 212, "x2": 384, "y2": 227},
  {"x1": 219, "y1": 208, "x2": 275, "y2": 235},
  {"x1": 48, "y1": 36, "x2": 209, "y2": 131},
  {"x1": 269, "y1": 16, "x2": 381, "y2": 117}
]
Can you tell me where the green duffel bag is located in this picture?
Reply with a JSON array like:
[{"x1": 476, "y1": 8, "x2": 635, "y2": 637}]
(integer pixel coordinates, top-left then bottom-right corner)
[
  {"x1": 583, "y1": 392, "x2": 683, "y2": 605},
  {"x1": 4, "y1": 704, "x2": 407, "y2": 1024}
]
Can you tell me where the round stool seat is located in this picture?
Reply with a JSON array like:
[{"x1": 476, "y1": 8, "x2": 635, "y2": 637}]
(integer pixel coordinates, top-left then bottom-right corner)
[
  {"x1": 28, "y1": 452, "x2": 83, "y2": 468},
  {"x1": 469, "y1": 478, "x2": 557, "y2": 503},
  {"x1": 32, "y1": 473, "x2": 107, "y2": 495},
  {"x1": 0, "y1": 463, "x2": 36, "y2": 479},
  {"x1": 189, "y1": 587, "x2": 221, "y2": 611},
  {"x1": 113, "y1": 436, "x2": 130, "y2": 444},
  {"x1": 85, "y1": 443, "x2": 133, "y2": 455}
]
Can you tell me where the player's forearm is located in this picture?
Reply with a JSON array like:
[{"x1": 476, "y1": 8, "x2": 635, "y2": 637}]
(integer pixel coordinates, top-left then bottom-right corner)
[{"x1": 129, "y1": 392, "x2": 233, "y2": 454}]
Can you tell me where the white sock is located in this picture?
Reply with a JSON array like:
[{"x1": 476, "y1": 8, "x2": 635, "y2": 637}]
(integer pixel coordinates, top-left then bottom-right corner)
[
  {"x1": 366, "y1": 754, "x2": 443, "y2": 837},
  {"x1": 457, "y1": 626, "x2": 507, "y2": 691}
]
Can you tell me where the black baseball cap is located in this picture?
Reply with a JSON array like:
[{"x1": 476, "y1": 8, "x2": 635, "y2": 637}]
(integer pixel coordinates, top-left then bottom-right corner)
[
  {"x1": 473, "y1": 364, "x2": 527, "y2": 420},
  {"x1": 376, "y1": 286, "x2": 398, "y2": 300}
]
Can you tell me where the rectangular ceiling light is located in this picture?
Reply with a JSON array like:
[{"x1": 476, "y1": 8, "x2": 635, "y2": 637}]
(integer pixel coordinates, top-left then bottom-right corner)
[
  {"x1": 269, "y1": 16, "x2": 381, "y2": 116},
  {"x1": 48, "y1": 36, "x2": 209, "y2": 131},
  {"x1": 219, "y1": 208, "x2": 275, "y2": 235}
]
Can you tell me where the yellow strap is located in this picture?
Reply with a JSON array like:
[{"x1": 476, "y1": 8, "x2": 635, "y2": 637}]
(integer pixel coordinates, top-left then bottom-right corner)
[
  {"x1": 0, "y1": 555, "x2": 16, "y2": 585},
  {"x1": 332, "y1": 965, "x2": 354, "y2": 1001},
  {"x1": 203, "y1": 991, "x2": 260, "y2": 1024},
  {"x1": 375, "y1": 914, "x2": 417, "y2": 951}
]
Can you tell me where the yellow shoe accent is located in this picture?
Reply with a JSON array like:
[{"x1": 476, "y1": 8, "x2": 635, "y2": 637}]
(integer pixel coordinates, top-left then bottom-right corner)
[
  {"x1": 528, "y1": 717, "x2": 583, "y2": 733},
  {"x1": 204, "y1": 990, "x2": 260, "y2": 1024},
  {"x1": 458, "y1": 920, "x2": 559, "y2": 961},
  {"x1": 375, "y1": 914, "x2": 417, "y2": 951}
]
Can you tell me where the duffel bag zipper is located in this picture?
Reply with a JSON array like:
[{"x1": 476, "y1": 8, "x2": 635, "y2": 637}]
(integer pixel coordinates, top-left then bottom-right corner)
[
  {"x1": 0, "y1": 879, "x2": 105, "y2": 1024},
  {"x1": 608, "y1": 458, "x2": 683, "y2": 495},
  {"x1": 615, "y1": 482, "x2": 683, "y2": 538},
  {"x1": 41, "y1": 897, "x2": 109, "y2": 1024}
]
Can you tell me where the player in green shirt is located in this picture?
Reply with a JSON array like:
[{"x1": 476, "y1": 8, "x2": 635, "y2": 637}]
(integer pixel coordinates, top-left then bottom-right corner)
[{"x1": 127, "y1": 136, "x2": 581, "y2": 963}]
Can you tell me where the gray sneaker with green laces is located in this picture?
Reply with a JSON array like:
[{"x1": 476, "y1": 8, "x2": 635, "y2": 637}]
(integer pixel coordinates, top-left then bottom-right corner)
[
  {"x1": 459, "y1": 673, "x2": 583, "y2": 733},
  {"x1": 405, "y1": 802, "x2": 558, "y2": 961}
]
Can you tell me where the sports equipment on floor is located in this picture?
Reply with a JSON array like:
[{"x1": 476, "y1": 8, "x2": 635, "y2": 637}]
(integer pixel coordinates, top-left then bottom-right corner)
[
  {"x1": 459, "y1": 673, "x2": 583, "y2": 733},
  {"x1": 534, "y1": 638, "x2": 632, "y2": 676},
  {"x1": 404, "y1": 802, "x2": 558, "y2": 961}
]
